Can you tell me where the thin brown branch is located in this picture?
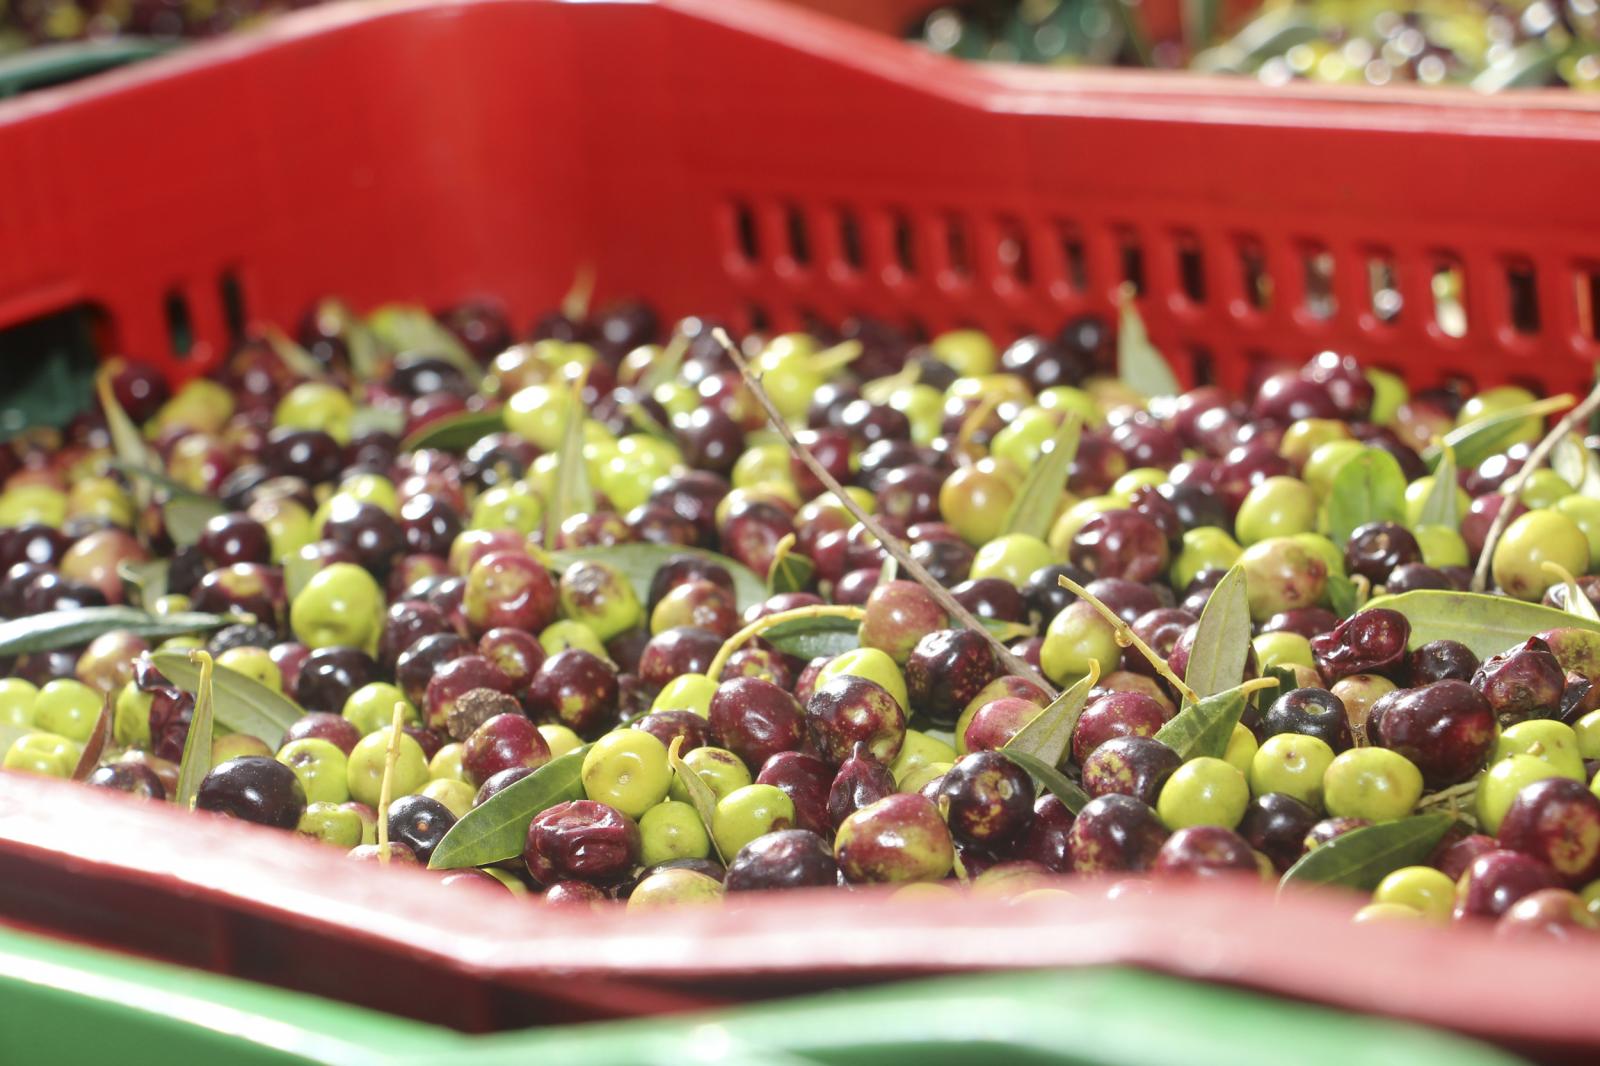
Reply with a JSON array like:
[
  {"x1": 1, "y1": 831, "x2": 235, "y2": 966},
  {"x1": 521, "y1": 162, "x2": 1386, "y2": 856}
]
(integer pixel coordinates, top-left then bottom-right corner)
[{"x1": 711, "y1": 328, "x2": 1057, "y2": 698}]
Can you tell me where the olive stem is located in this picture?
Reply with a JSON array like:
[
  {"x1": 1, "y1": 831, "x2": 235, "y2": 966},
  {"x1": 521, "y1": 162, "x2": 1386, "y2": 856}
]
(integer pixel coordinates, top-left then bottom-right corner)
[
  {"x1": 376, "y1": 700, "x2": 406, "y2": 866},
  {"x1": 1236, "y1": 677, "x2": 1281, "y2": 699},
  {"x1": 1471, "y1": 379, "x2": 1600, "y2": 593},
  {"x1": 1417, "y1": 779, "x2": 1479, "y2": 811},
  {"x1": 712, "y1": 327, "x2": 1056, "y2": 697},
  {"x1": 559, "y1": 262, "x2": 596, "y2": 322},
  {"x1": 1543, "y1": 560, "x2": 1600, "y2": 621},
  {"x1": 953, "y1": 392, "x2": 1004, "y2": 466},
  {"x1": 707, "y1": 604, "x2": 866, "y2": 682},
  {"x1": 807, "y1": 340, "x2": 864, "y2": 377},
  {"x1": 1056, "y1": 574, "x2": 1200, "y2": 705}
]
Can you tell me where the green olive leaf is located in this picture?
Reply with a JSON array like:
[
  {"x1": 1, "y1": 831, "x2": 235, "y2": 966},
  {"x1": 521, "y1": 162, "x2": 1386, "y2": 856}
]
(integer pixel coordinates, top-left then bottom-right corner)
[
  {"x1": 106, "y1": 458, "x2": 218, "y2": 506},
  {"x1": 366, "y1": 304, "x2": 483, "y2": 388},
  {"x1": 1424, "y1": 394, "x2": 1573, "y2": 472},
  {"x1": 1416, "y1": 445, "x2": 1459, "y2": 528},
  {"x1": 544, "y1": 383, "x2": 596, "y2": 546},
  {"x1": 162, "y1": 494, "x2": 229, "y2": 549},
  {"x1": 1552, "y1": 432, "x2": 1600, "y2": 497},
  {"x1": 1183, "y1": 564, "x2": 1250, "y2": 700},
  {"x1": 638, "y1": 335, "x2": 689, "y2": 396},
  {"x1": 1116, "y1": 287, "x2": 1181, "y2": 400},
  {"x1": 283, "y1": 550, "x2": 320, "y2": 603},
  {"x1": 1326, "y1": 573, "x2": 1364, "y2": 618},
  {"x1": 767, "y1": 534, "x2": 815, "y2": 596},
  {"x1": 1000, "y1": 412, "x2": 1082, "y2": 541},
  {"x1": 667, "y1": 736, "x2": 725, "y2": 862},
  {"x1": 545, "y1": 543, "x2": 766, "y2": 614},
  {"x1": 756, "y1": 614, "x2": 860, "y2": 660},
  {"x1": 1554, "y1": 567, "x2": 1600, "y2": 624},
  {"x1": 70, "y1": 696, "x2": 113, "y2": 782},
  {"x1": 152, "y1": 650, "x2": 303, "y2": 750},
  {"x1": 1325, "y1": 448, "x2": 1407, "y2": 546},
  {"x1": 1363, "y1": 589, "x2": 1600, "y2": 660},
  {"x1": 261, "y1": 325, "x2": 332, "y2": 382},
  {"x1": 427, "y1": 746, "x2": 590, "y2": 870},
  {"x1": 1279, "y1": 813, "x2": 1456, "y2": 892},
  {"x1": 399, "y1": 408, "x2": 505, "y2": 454},
  {"x1": 174, "y1": 653, "x2": 217, "y2": 810},
  {"x1": 0, "y1": 607, "x2": 229, "y2": 657},
  {"x1": 1003, "y1": 670, "x2": 1097, "y2": 769},
  {"x1": 998, "y1": 749, "x2": 1090, "y2": 815},
  {"x1": 117, "y1": 558, "x2": 169, "y2": 609},
  {"x1": 351, "y1": 405, "x2": 406, "y2": 439},
  {"x1": 1154, "y1": 683, "x2": 1249, "y2": 762},
  {"x1": 96, "y1": 371, "x2": 159, "y2": 513}
]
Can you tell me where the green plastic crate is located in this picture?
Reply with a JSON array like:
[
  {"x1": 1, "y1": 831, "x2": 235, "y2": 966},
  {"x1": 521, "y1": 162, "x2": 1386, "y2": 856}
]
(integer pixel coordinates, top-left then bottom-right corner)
[{"x1": 0, "y1": 925, "x2": 1525, "y2": 1066}]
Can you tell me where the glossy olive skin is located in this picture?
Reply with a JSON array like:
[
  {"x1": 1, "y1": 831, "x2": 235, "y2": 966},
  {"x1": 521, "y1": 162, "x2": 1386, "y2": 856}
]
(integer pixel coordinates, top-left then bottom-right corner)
[
  {"x1": 195, "y1": 756, "x2": 307, "y2": 830},
  {"x1": 1067, "y1": 794, "x2": 1167, "y2": 875},
  {"x1": 385, "y1": 794, "x2": 457, "y2": 863},
  {"x1": 806, "y1": 675, "x2": 907, "y2": 767},
  {"x1": 938, "y1": 751, "x2": 1036, "y2": 849},
  {"x1": 523, "y1": 800, "x2": 641, "y2": 887},
  {"x1": 1081, "y1": 735, "x2": 1181, "y2": 807},
  {"x1": 1238, "y1": 792, "x2": 1318, "y2": 873},
  {"x1": 1371, "y1": 680, "x2": 1496, "y2": 789},
  {"x1": 905, "y1": 629, "x2": 1001, "y2": 727},
  {"x1": 1472, "y1": 637, "x2": 1566, "y2": 727},
  {"x1": 1260, "y1": 688, "x2": 1353, "y2": 753},
  {"x1": 1310, "y1": 608, "x2": 1410, "y2": 683},
  {"x1": 827, "y1": 745, "x2": 897, "y2": 829},
  {"x1": 709, "y1": 677, "x2": 807, "y2": 771},
  {"x1": 724, "y1": 829, "x2": 839, "y2": 892}
]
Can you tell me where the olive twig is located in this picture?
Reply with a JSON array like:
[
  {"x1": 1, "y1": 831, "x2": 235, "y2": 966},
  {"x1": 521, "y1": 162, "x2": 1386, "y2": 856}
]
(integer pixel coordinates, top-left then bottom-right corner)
[
  {"x1": 1417, "y1": 779, "x2": 1479, "y2": 812},
  {"x1": 376, "y1": 700, "x2": 406, "y2": 866},
  {"x1": 707, "y1": 604, "x2": 867, "y2": 682},
  {"x1": 711, "y1": 328, "x2": 1056, "y2": 697},
  {"x1": 1057, "y1": 574, "x2": 1200, "y2": 705},
  {"x1": 1472, "y1": 379, "x2": 1600, "y2": 593},
  {"x1": 807, "y1": 340, "x2": 863, "y2": 377}
]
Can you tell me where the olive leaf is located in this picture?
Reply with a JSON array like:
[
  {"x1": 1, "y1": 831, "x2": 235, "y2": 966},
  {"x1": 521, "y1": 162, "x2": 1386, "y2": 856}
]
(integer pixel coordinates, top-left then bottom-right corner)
[
  {"x1": 1549, "y1": 564, "x2": 1600, "y2": 624},
  {"x1": 117, "y1": 558, "x2": 169, "y2": 608},
  {"x1": 767, "y1": 533, "x2": 815, "y2": 596},
  {"x1": 174, "y1": 652, "x2": 217, "y2": 809},
  {"x1": 366, "y1": 304, "x2": 482, "y2": 387},
  {"x1": 1326, "y1": 573, "x2": 1364, "y2": 618},
  {"x1": 399, "y1": 408, "x2": 505, "y2": 454},
  {"x1": 107, "y1": 459, "x2": 218, "y2": 505},
  {"x1": 1263, "y1": 664, "x2": 1301, "y2": 697},
  {"x1": 1116, "y1": 287, "x2": 1181, "y2": 400},
  {"x1": 1183, "y1": 564, "x2": 1250, "y2": 700},
  {"x1": 152, "y1": 650, "x2": 302, "y2": 749},
  {"x1": 999, "y1": 749, "x2": 1090, "y2": 815},
  {"x1": 545, "y1": 543, "x2": 766, "y2": 613},
  {"x1": 351, "y1": 405, "x2": 406, "y2": 438},
  {"x1": 638, "y1": 334, "x2": 690, "y2": 396},
  {"x1": 1416, "y1": 445, "x2": 1459, "y2": 528},
  {"x1": 1425, "y1": 394, "x2": 1573, "y2": 472},
  {"x1": 70, "y1": 697, "x2": 113, "y2": 782},
  {"x1": 1279, "y1": 813, "x2": 1455, "y2": 892},
  {"x1": 757, "y1": 614, "x2": 860, "y2": 660},
  {"x1": 162, "y1": 494, "x2": 228, "y2": 549},
  {"x1": 309, "y1": 299, "x2": 382, "y2": 381},
  {"x1": 1003, "y1": 669, "x2": 1097, "y2": 769},
  {"x1": 668, "y1": 736, "x2": 725, "y2": 862},
  {"x1": 283, "y1": 550, "x2": 320, "y2": 604},
  {"x1": 544, "y1": 381, "x2": 595, "y2": 546},
  {"x1": 1552, "y1": 432, "x2": 1600, "y2": 497},
  {"x1": 1000, "y1": 412, "x2": 1081, "y2": 541},
  {"x1": 261, "y1": 325, "x2": 331, "y2": 382},
  {"x1": 1154, "y1": 683, "x2": 1250, "y2": 762},
  {"x1": 1363, "y1": 589, "x2": 1600, "y2": 659},
  {"x1": 1325, "y1": 448, "x2": 1407, "y2": 546},
  {"x1": 0, "y1": 607, "x2": 229, "y2": 657},
  {"x1": 96, "y1": 371, "x2": 157, "y2": 511},
  {"x1": 427, "y1": 746, "x2": 590, "y2": 869}
]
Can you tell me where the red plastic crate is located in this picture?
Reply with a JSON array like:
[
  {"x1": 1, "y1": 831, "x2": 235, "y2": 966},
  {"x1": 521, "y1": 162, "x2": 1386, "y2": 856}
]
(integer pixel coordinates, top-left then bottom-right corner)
[
  {"x1": 0, "y1": 0, "x2": 1597, "y2": 395},
  {"x1": 2, "y1": 772, "x2": 1600, "y2": 1062},
  {"x1": 1, "y1": 0, "x2": 1599, "y2": 1056}
]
